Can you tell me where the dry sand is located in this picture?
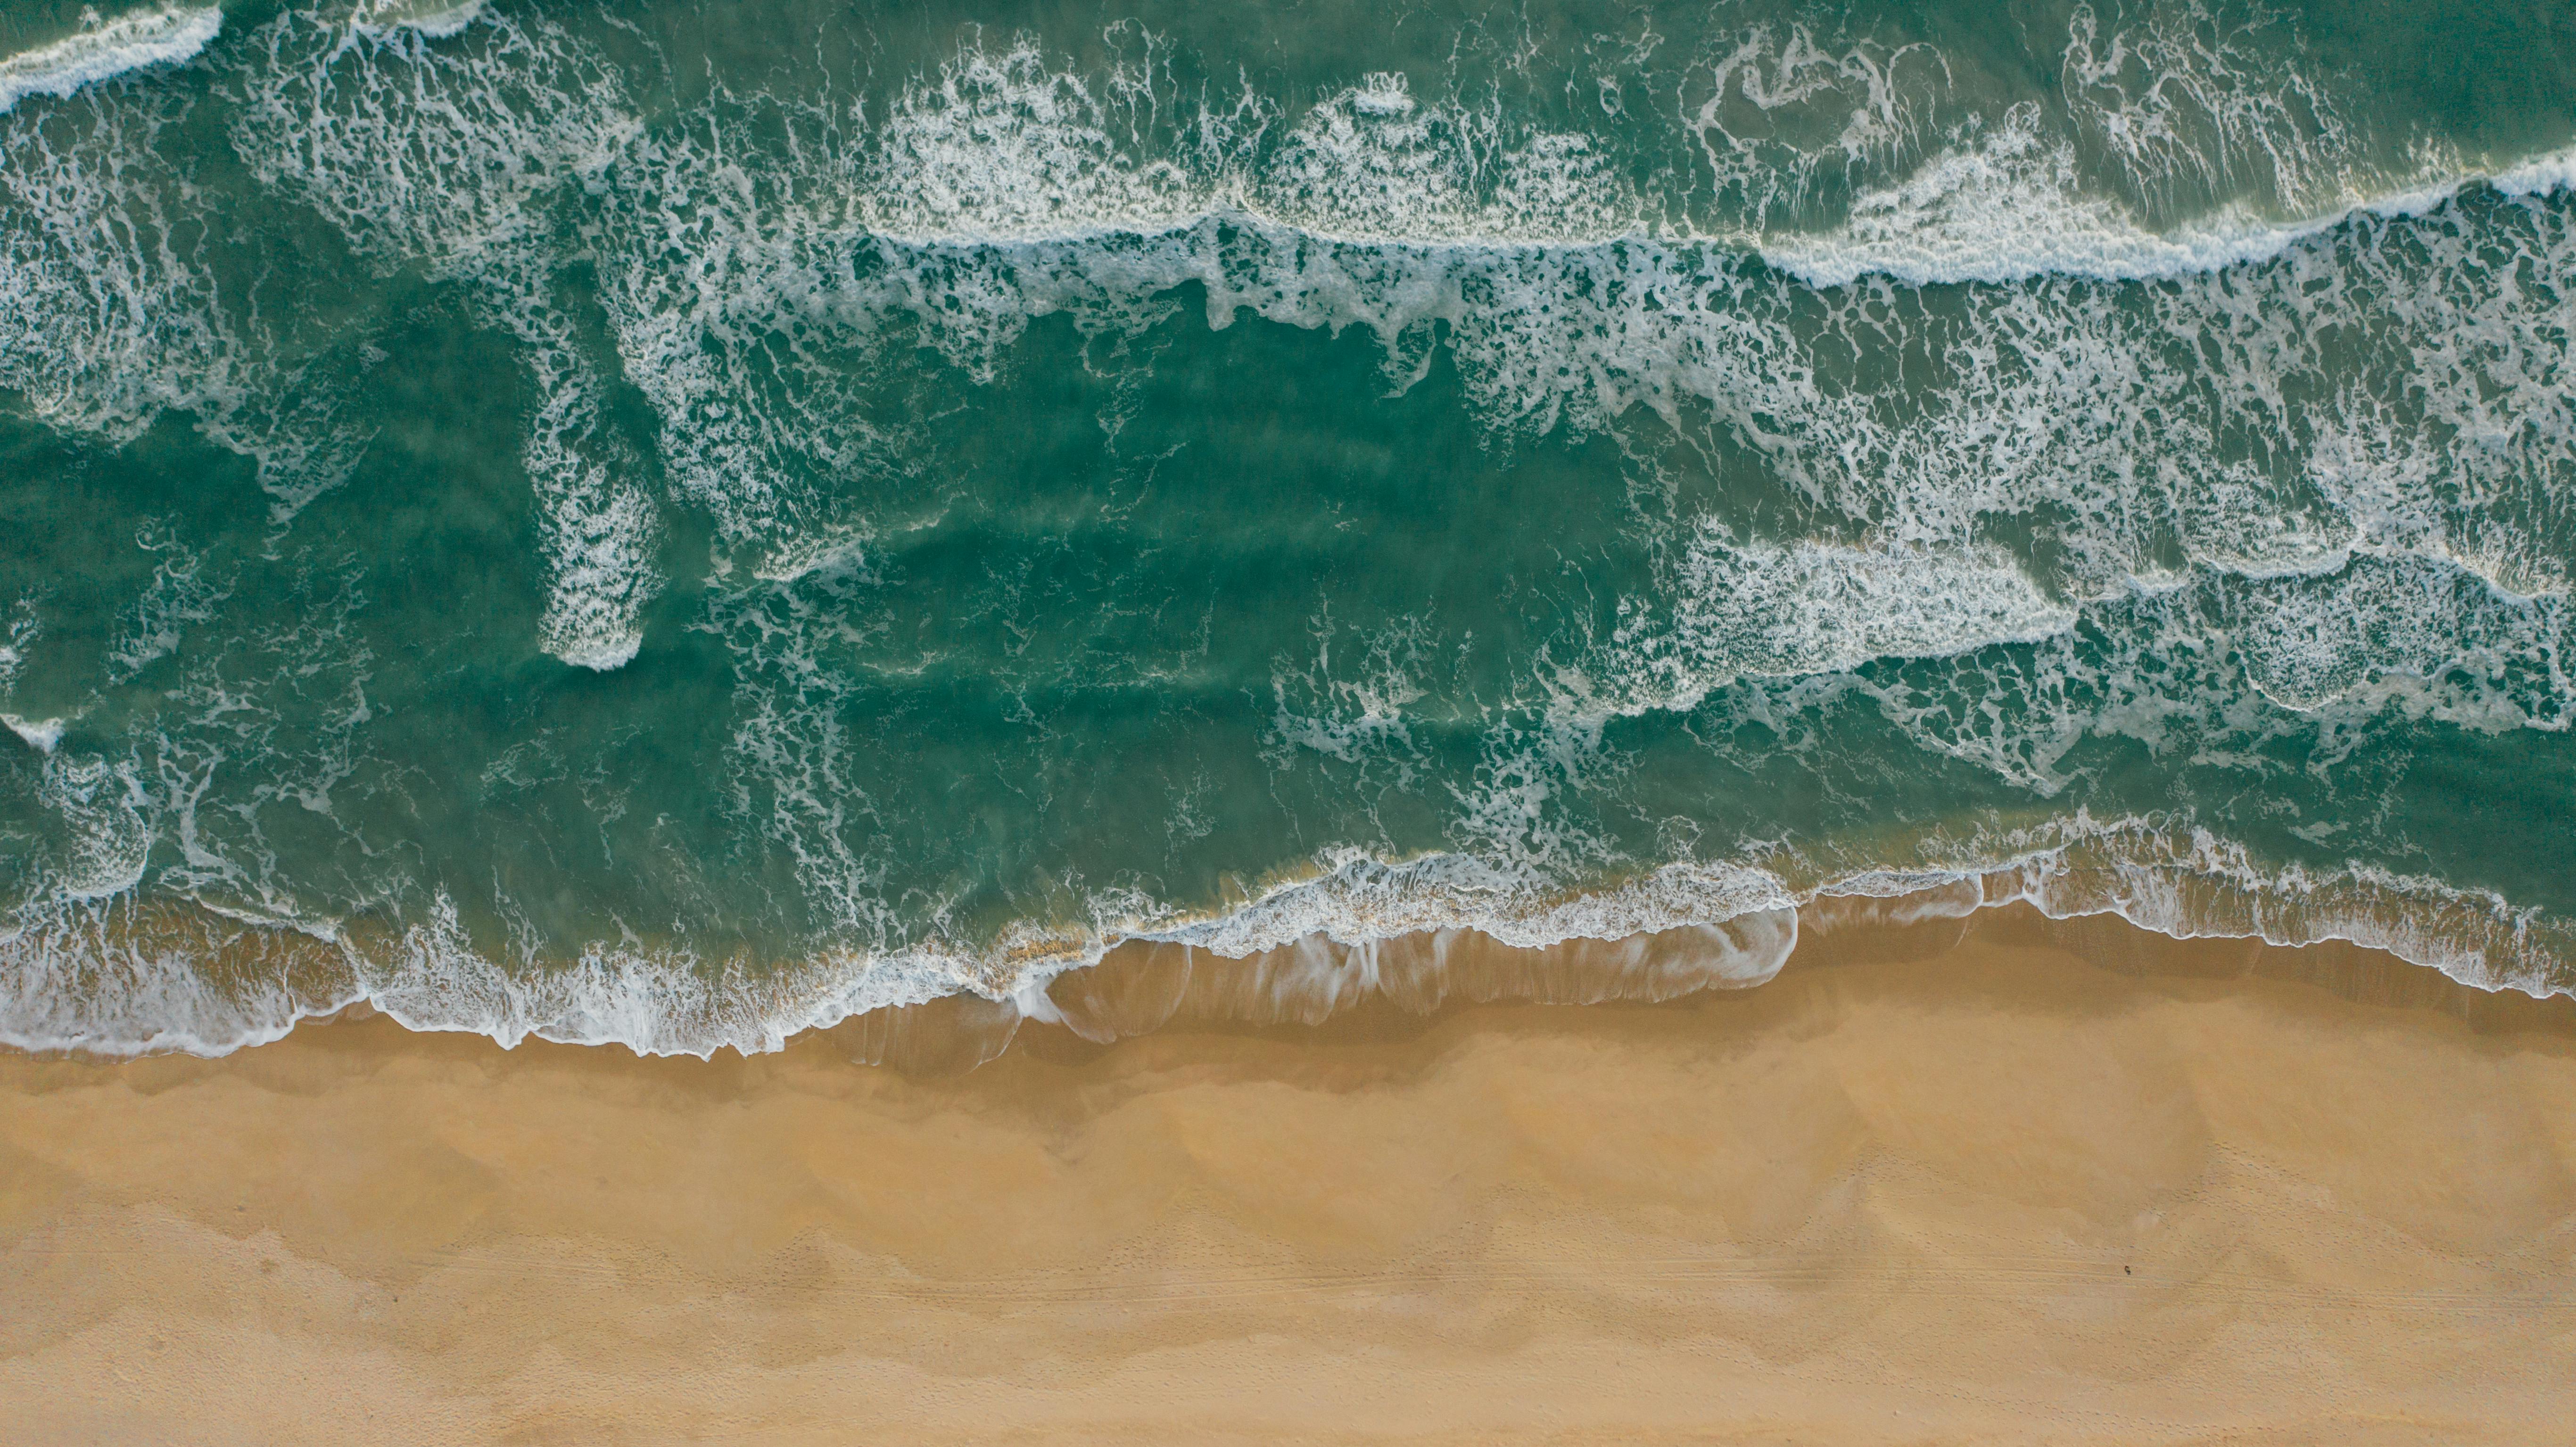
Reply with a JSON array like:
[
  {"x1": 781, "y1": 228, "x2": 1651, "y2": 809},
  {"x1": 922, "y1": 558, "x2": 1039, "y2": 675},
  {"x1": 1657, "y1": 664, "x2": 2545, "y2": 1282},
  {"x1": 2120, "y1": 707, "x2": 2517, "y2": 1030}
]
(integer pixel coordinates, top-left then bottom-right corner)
[{"x1": 4, "y1": 904, "x2": 2574, "y2": 1445}]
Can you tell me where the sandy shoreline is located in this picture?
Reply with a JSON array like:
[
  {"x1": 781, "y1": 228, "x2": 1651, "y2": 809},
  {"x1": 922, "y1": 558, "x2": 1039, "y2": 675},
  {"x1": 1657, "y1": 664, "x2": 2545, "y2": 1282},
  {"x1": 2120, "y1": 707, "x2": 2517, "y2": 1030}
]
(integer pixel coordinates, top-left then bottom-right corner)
[{"x1": 5, "y1": 904, "x2": 2574, "y2": 1444}]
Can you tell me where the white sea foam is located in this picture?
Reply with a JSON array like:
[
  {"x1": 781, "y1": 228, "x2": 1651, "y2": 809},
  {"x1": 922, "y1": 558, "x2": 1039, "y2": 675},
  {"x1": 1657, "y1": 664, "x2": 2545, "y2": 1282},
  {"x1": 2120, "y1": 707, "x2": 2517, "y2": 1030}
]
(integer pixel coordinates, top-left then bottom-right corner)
[
  {"x1": 4, "y1": 815, "x2": 2566, "y2": 1060},
  {"x1": 354, "y1": 0, "x2": 487, "y2": 40},
  {"x1": 161, "y1": 8, "x2": 2576, "y2": 596},
  {"x1": 2058, "y1": 0, "x2": 2357, "y2": 218},
  {"x1": 1139, "y1": 850, "x2": 1798, "y2": 961},
  {"x1": 103, "y1": 519, "x2": 224, "y2": 683},
  {"x1": 1747, "y1": 88, "x2": 2479, "y2": 291},
  {"x1": 15, "y1": 0, "x2": 2570, "y2": 517},
  {"x1": 1760, "y1": 108, "x2": 2309, "y2": 287},
  {"x1": 580, "y1": 153, "x2": 2576, "y2": 627},
  {"x1": 122, "y1": 9, "x2": 2576, "y2": 841},
  {"x1": 1962, "y1": 815, "x2": 2571, "y2": 997},
  {"x1": 0, "y1": 5, "x2": 219, "y2": 115},
  {"x1": 2493, "y1": 143, "x2": 2576, "y2": 199},
  {"x1": 228, "y1": 8, "x2": 664, "y2": 667},
  {"x1": 761, "y1": 181, "x2": 2576, "y2": 803},
  {"x1": 3, "y1": 79, "x2": 248, "y2": 443},
  {"x1": 357, "y1": 894, "x2": 971, "y2": 1054},
  {"x1": 0, "y1": 600, "x2": 32, "y2": 700},
  {"x1": 0, "y1": 907, "x2": 341, "y2": 1058},
  {"x1": 1681, "y1": 0, "x2": 2363, "y2": 248},
  {"x1": 858, "y1": 38, "x2": 1222, "y2": 242},
  {"x1": 1251, "y1": 72, "x2": 1641, "y2": 243},
  {"x1": 31, "y1": 753, "x2": 151, "y2": 902},
  {"x1": 227, "y1": 10, "x2": 641, "y2": 274},
  {"x1": 1761, "y1": 114, "x2": 2576, "y2": 290},
  {"x1": 1674, "y1": 535, "x2": 2075, "y2": 685},
  {"x1": 4, "y1": 714, "x2": 64, "y2": 753},
  {"x1": 1748, "y1": 0, "x2": 2571, "y2": 291},
  {"x1": 1829, "y1": 553, "x2": 2573, "y2": 802},
  {"x1": 517, "y1": 317, "x2": 662, "y2": 671},
  {"x1": 0, "y1": 24, "x2": 373, "y2": 515},
  {"x1": 851, "y1": 44, "x2": 1641, "y2": 248},
  {"x1": 2226, "y1": 557, "x2": 2570, "y2": 719}
]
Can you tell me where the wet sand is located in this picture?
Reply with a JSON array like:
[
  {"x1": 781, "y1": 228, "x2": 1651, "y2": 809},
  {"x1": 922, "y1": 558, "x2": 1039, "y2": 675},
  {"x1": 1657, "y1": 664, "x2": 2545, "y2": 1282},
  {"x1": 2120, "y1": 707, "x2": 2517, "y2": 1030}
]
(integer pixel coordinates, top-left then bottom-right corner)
[{"x1": 4, "y1": 905, "x2": 2575, "y2": 1444}]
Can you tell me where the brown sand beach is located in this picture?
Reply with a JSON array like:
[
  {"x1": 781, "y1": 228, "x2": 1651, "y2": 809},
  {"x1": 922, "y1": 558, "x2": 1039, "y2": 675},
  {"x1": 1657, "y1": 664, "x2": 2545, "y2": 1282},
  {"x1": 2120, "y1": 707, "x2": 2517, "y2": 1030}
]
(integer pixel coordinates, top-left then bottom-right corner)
[{"x1": 4, "y1": 903, "x2": 2574, "y2": 1445}]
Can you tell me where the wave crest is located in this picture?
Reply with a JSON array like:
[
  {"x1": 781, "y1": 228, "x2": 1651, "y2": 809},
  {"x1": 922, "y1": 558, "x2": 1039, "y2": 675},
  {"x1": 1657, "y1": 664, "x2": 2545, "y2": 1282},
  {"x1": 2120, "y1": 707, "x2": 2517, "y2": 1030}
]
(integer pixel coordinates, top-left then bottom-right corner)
[
  {"x1": 5, "y1": 816, "x2": 2566, "y2": 1060},
  {"x1": 0, "y1": 5, "x2": 219, "y2": 115}
]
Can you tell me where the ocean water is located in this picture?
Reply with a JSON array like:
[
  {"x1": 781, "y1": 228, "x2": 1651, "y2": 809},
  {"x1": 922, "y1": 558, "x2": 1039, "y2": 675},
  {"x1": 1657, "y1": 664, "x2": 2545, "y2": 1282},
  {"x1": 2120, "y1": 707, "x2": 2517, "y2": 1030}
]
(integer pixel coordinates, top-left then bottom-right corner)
[{"x1": 4, "y1": 0, "x2": 2576, "y2": 1056}]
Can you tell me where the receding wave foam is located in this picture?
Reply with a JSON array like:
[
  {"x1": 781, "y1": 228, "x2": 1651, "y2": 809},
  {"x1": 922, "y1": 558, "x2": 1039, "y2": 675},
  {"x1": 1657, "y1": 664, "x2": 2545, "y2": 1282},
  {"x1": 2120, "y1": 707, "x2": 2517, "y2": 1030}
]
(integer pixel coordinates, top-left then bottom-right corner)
[
  {"x1": 5, "y1": 815, "x2": 2568, "y2": 1060},
  {"x1": 0, "y1": 5, "x2": 220, "y2": 115}
]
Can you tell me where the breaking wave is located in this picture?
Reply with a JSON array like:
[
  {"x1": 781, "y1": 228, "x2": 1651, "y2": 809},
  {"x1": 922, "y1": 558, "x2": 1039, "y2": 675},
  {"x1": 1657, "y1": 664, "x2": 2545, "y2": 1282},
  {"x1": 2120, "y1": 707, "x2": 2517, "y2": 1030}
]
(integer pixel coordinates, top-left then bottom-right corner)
[
  {"x1": 2, "y1": 815, "x2": 2568, "y2": 1059},
  {"x1": 0, "y1": 4, "x2": 219, "y2": 116}
]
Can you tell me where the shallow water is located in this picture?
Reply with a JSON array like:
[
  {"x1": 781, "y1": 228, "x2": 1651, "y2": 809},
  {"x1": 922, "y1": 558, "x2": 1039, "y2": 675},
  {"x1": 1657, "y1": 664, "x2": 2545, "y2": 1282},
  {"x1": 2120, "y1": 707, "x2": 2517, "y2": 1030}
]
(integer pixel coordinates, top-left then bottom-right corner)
[{"x1": 4, "y1": 0, "x2": 2576, "y2": 1055}]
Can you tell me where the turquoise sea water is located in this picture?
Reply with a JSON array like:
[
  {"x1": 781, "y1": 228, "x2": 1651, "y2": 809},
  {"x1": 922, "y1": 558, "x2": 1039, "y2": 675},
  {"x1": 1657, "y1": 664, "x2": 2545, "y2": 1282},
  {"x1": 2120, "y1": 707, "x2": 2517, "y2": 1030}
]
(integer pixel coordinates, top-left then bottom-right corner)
[{"x1": 4, "y1": 0, "x2": 2576, "y2": 1055}]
